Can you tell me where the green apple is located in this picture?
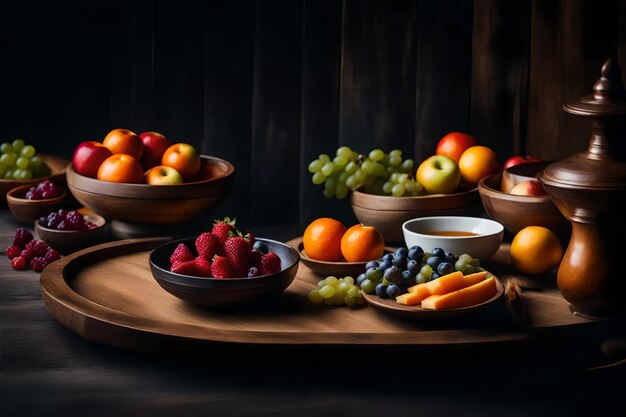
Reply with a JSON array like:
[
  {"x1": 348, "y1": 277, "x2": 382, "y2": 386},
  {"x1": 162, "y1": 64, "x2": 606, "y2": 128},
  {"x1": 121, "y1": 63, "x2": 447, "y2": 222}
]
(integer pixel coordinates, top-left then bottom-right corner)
[
  {"x1": 145, "y1": 165, "x2": 184, "y2": 185},
  {"x1": 416, "y1": 155, "x2": 461, "y2": 194}
]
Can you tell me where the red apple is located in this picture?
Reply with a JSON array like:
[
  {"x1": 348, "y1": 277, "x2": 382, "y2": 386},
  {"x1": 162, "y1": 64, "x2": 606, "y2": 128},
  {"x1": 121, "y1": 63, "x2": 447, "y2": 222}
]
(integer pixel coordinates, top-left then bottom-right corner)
[
  {"x1": 503, "y1": 155, "x2": 540, "y2": 170},
  {"x1": 139, "y1": 131, "x2": 171, "y2": 170},
  {"x1": 161, "y1": 143, "x2": 201, "y2": 181},
  {"x1": 145, "y1": 165, "x2": 183, "y2": 185},
  {"x1": 436, "y1": 132, "x2": 477, "y2": 163},
  {"x1": 72, "y1": 141, "x2": 113, "y2": 178},
  {"x1": 509, "y1": 179, "x2": 547, "y2": 196}
]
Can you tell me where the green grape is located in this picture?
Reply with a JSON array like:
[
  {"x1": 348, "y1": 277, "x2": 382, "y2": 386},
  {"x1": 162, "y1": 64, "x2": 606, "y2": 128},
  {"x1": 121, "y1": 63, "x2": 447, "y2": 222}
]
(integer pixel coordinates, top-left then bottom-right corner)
[
  {"x1": 391, "y1": 183, "x2": 405, "y2": 197},
  {"x1": 346, "y1": 285, "x2": 360, "y2": 298},
  {"x1": 338, "y1": 171, "x2": 349, "y2": 183},
  {"x1": 308, "y1": 289, "x2": 324, "y2": 304},
  {"x1": 459, "y1": 254, "x2": 473, "y2": 264},
  {"x1": 346, "y1": 175, "x2": 358, "y2": 189},
  {"x1": 14, "y1": 169, "x2": 32, "y2": 180},
  {"x1": 360, "y1": 279, "x2": 376, "y2": 294},
  {"x1": 344, "y1": 296, "x2": 356, "y2": 307},
  {"x1": 372, "y1": 162, "x2": 385, "y2": 177},
  {"x1": 381, "y1": 277, "x2": 390, "y2": 286},
  {"x1": 470, "y1": 258, "x2": 481, "y2": 267},
  {"x1": 333, "y1": 155, "x2": 348, "y2": 167},
  {"x1": 397, "y1": 173, "x2": 409, "y2": 184},
  {"x1": 12, "y1": 139, "x2": 25, "y2": 153},
  {"x1": 422, "y1": 252, "x2": 432, "y2": 262},
  {"x1": 331, "y1": 289, "x2": 345, "y2": 305},
  {"x1": 319, "y1": 285, "x2": 335, "y2": 299},
  {"x1": 361, "y1": 160, "x2": 374, "y2": 175},
  {"x1": 319, "y1": 154, "x2": 331, "y2": 163},
  {"x1": 343, "y1": 276, "x2": 354, "y2": 286},
  {"x1": 455, "y1": 259, "x2": 468, "y2": 271},
  {"x1": 338, "y1": 281, "x2": 351, "y2": 292},
  {"x1": 336, "y1": 146, "x2": 353, "y2": 159},
  {"x1": 323, "y1": 189, "x2": 334, "y2": 198},
  {"x1": 317, "y1": 279, "x2": 327, "y2": 288},
  {"x1": 1, "y1": 152, "x2": 16, "y2": 167},
  {"x1": 420, "y1": 264, "x2": 433, "y2": 278},
  {"x1": 325, "y1": 276, "x2": 338, "y2": 287},
  {"x1": 344, "y1": 161, "x2": 358, "y2": 174},
  {"x1": 382, "y1": 181, "x2": 393, "y2": 194},
  {"x1": 0, "y1": 143, "x2": 13, "y2": 153},
  {"x1": 413, "y1": 181, "x2": 424, "y2": 195},
  {"x1": 459, "y1": 264, "x2": 475, "y2": 275},
  {"x1": 369, "y1": 149, "x2": 384, "y2": 161},
  {"x1": 405, "y1": 181, "x2": 416, "y2": 193},
  {"x1": 312, "y1": 172, "x2": 326, "y2": 185},
  {"x1": 21, "y1": 145, "x2": 35, "y2": 158},
  {"x1": 308, "y1": 159, "x2": 323, "y2": 173},
  {"x1": 416, "y1": 273, "x2": 427, "y2": 284},
  {"x1": 362, "y1": 175, "x2": 375, "y2": 187},
  {"x1": 389, "y1": 155, "x2": 402, "y2": 167},
  {"x1": 353, "y1": 169, "x2": 366, "y2": 183},
  {"x1": 365, "y1": 179, "x2": 385, "y2": 195},
  {"x1": 389, "y1": 173, "x2": 400, "y2": 182},
  {"x1": 389, "y1": 149, "x2": 402, "y2": 158},
  {"x1": 321, "y1": 162, "x2": 335, "y2": 176},
  {"x1": 402, "y1": 159, "x2": 414, "y2": 171},
  {"x1": 325, "y1": 175, "x2": 337, "y2": 191},
  {"x1": 355, "y1": 296, "x2": 365, "y2": 305},
  {"x1": 335, "y1": 183, "x2": 349, "y2": 199},
  {"x1": 16, "y1": 156, "x2": 29, "y2": 169},
  {"x1": 29, "y1": 155, "x2": 42, "y2": 168}
]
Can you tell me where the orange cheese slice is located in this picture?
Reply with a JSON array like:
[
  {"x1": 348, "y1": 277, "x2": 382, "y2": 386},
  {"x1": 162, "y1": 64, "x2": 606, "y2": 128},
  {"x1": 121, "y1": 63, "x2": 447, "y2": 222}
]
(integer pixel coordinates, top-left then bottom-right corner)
[{"x1": 421, "y1": 276, "x2": 497, "y2": 310}]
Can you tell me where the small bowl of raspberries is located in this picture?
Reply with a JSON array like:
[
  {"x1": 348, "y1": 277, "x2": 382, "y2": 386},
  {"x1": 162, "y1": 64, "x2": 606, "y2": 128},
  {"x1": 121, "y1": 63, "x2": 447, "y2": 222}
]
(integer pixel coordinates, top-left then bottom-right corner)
[
  {"x1": 6, "y1": 227, "x2": 62, "y2": 272},
  {"x1": 34, "y1": 208, "x2": 106, "y2": 254},
  {"x1": 149, "y1": 218, "x2": 300, "y2": 306},
  {"x1": 6, "y1": 180, "x2": 67, "y2": 223}
]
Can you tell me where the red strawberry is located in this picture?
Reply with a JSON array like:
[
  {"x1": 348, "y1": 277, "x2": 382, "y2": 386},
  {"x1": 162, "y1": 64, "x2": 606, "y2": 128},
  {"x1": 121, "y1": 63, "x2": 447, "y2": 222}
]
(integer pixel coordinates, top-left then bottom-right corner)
[
  {"x1": 195, "y1": 232, "x2": 223, "y2": 260},
  {"x1": 260, "y1": 252, "x2": 281, "y2": 275},
  {"x1": 11, "y1": 256, "x2": 27, "y2": 270},
  {"x1": 250, "y1": 250, "x2": 263, "y2": 269},
  {"x1": 211, "y1": 217, "x2": 237, "y2": 244},
  {"x1": 6, "y1": 245, "x2": 21, "y2": 260},
  {"x1": 193, "y1": 256, "x2": 213, "y2": 278},
  {"x1": 171, "y1": 260, "x2": 197, "y2": 276},
  {"x1": 211, "y1": 255, "x2": 235, "y2": 278},
  {"x1": 170, "y1": 243, "x2": 194, "y2": 265},
  {"x1": 243, "y1": 232, "x2": 255, "y2": 246},
  {"x1": 224, "y1": 236, "x2": 252, "y2": 276}
]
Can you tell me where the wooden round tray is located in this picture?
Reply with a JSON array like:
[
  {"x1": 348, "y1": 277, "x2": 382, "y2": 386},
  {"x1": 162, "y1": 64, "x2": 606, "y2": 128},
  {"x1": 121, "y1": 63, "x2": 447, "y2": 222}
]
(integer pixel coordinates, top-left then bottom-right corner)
[{"x1": 39, "y1": 237, "x2": 600, "y2": 352}]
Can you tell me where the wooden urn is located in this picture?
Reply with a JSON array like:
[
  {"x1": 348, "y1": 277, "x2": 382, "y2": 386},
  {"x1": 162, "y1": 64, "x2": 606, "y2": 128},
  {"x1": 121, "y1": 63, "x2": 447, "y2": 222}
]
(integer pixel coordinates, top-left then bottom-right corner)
[{"x1": 539, "y1": 59, "x2": 626, "y2": 317}]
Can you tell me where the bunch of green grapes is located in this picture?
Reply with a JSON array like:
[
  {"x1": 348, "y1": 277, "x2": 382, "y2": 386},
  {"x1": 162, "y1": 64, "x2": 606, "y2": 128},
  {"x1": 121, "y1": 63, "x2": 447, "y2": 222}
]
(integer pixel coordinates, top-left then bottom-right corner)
[
  {"x1": 0, "y1": 139, "x2": 50, "y2": 180},
  {"x1": 308, "y1": 275, "x2": 365, "y2": 307},
  {"x1": 308, "y1": 147, "x2": 423, "y2": 199}
]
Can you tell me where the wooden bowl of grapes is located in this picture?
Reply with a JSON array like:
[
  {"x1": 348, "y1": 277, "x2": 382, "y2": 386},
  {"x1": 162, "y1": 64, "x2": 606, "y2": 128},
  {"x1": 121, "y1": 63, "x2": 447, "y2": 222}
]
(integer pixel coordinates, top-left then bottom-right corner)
[
  {"x1": 66, "y1": 155, "x2": 234, "y2": 237},
  {"x1": 0, "y1": 154, "x2": 70, "y2": 205},
  {"x1": 350, "y1": 187, "x2": 483, "y2": 244}
]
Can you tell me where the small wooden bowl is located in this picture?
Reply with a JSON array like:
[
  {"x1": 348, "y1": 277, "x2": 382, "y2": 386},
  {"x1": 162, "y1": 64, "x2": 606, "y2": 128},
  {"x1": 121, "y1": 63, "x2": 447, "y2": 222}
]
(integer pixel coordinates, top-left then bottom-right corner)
[
  {"x1": 292, "y1": 236, "x2": 392, "y2": 277},
  {"x1": 350, "y1": 187, "x2": 483, "y2": 244},
  {"x1": 66, "y1": 155, "x2": 234, "y2": 224},
  {"x1": 149, "y1": 237, "x2": 300, "y2": 306},
  {"x1": 501, "y1": 160, "x2": 554, "y2": 193},
  {"x1": 478, "y1": 173, "x2": 570, "y2": 236},
  {"x1": 35, "y1": 210, "x2": 106, "y2": 254},
  {"x1": 6, "y1": 184, "x2": 66, "y2": 223},
  {"x1": 0, "y1": 154, "x2": 70, "y2": 205}
]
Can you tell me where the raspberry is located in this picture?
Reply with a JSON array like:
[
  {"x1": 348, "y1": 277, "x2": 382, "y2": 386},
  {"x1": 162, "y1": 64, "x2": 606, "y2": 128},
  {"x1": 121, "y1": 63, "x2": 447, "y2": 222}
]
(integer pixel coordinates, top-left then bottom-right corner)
[
  {"x1": 65, "y1": 210, "x2": 86, "y2": 230},
  {"x1": 44, "y1": 249, "x2": 61, "y2": 264},
  {"x1": 12, "y1": 228, "x2": 33, "y2": 249},
  {"x1": 6, "y1": 245, "x2": 21, "y2": 260},
  {"x1": 26, "y1": 240, "x2": 48, "y2": 256},
  {"x1": 11, "y1": 256, "x2": 27, "y2": 270},
  {"x1": 20, "y1": 248, "x2": 36, "y2": 261},
  {"x1": 30, "y1": 257, "x2": 46, "y2": 272}
]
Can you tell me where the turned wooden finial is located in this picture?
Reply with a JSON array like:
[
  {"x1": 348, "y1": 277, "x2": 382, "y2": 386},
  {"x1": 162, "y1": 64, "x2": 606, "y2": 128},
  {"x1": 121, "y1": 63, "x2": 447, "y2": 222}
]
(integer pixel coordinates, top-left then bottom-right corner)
[{"x1": 593, "y1": 58, "x2": 626, "y2": 100}]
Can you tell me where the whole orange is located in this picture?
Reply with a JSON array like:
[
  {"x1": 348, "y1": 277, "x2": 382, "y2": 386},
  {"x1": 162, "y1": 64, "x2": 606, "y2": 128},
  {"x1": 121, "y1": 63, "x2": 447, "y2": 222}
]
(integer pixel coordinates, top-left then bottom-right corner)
[
  {"x1": 162, "y1": 143, "x2": 201, "y2": 181},
  {"x1": 458, "y1": 145, "x2": 499, "y2": 185},
  {"x1": 341, "y1": 224, "x2": 385, "y2": 262},
  {"x1": 303, "y1": 218, "x2": 347, "y2": 261},
  {"x1": 97, "y1": 154, "x2": 145, "y2": 184},
  {"x1": 510, "y1": 226, "x2": 563, "y2": 275},
  {"x1": 103, "y1": 128, "x2": 144, "y2": 159}
]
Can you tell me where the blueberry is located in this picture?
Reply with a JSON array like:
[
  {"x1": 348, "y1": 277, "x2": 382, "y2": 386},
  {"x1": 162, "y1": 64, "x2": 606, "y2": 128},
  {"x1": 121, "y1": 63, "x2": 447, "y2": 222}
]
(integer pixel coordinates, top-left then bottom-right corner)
[
  {"x1": 386, "y1": 284, "x2": 401, "y2": 298},
  {"x1": 444, "y1": 252, "x2": 456, "y2": 264},
  {"x1": 38, "y1": 216, "x2": 48, "y2": 228},
  {"x1": 357, "y1": 273, "x2": 367, "y2": 286},
  {"x1": 253, "y1": 241, "x2": 269, "y2": 254},
  {"x1": 426, "y1": 256, "x2": 442, "y2": 270},
  {"x1": 430, "y1": 272, "x2": 441, "y2": 281},
  {"x1": 408, "y1": 246, "x2": 424, "y2": 262},
  {"x1": 395, "y1": 247, "x2": 408, "y2": 258},
  {"x1": 401, "y1": 270, "x2": 415, "y2": 287},
  {"x1": 432, "y1": 247, "x2": 445, "y2": 259},
  {"x1": 407, "y1": 259, "x2": 420, "y2": 275},
  {"x1": 437, "y1": 262, "x2": 455, "y2": 276},
  {"x1": 392, "y1": 255, "x2": 407, "y2": 269},
  {"x1": 365, "y1": 261, "x2": 379, "y2": 270},
  {"x1": 375, "y1": 283, "x2": 389, "y2": 298},
  {"x1": 384, "y1": 266, "x2": 402, "y2": 284},
  {"x1": 365, "y1": 267, "x2": 383, "y2": 282},
  {"x1": 248, "y1": 267, "x2": 260, "y2": 277},
  {"x1": 382, "y1": 253, "x2": 394, "y2": 264},
  {"x1": 379, "y1": 262, "x2": 392, "y2": 273}
]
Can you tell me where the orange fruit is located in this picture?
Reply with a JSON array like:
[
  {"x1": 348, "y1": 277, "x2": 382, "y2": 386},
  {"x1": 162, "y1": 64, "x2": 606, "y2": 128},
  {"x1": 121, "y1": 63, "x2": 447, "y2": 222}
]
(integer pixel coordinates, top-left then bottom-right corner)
[
  {"x1": 341, "y1": 224, "x2": 385, "y2": 262},
  {"x1": 510, "y1": 226, "x2": 563, "y2": 275},
  {"x1": 303, "y1": 218, "x2": 347, "y2": 261},
  {"x1": 103, "y1": 128, "x2": 144, "y2": 159},
  {"x1": 97, "y1": 154, "x2": 145, "y2": 184},
  {"x1": 458, "y1": 145, "x2": 499, "y2": 185}
]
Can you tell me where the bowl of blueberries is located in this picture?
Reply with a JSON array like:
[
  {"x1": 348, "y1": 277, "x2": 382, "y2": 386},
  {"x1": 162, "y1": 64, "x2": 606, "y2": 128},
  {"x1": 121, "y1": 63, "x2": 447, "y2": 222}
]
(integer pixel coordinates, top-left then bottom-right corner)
[{"x1": 35, "y1": 208, "x2": 106, "y2": 254}]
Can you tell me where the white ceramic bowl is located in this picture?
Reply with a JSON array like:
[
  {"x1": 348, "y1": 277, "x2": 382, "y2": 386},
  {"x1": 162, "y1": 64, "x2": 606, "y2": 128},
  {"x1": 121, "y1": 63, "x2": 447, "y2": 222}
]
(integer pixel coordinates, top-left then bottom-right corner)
[{"x1": 402, "y1": 216, "x2": 504, "y2": 261}]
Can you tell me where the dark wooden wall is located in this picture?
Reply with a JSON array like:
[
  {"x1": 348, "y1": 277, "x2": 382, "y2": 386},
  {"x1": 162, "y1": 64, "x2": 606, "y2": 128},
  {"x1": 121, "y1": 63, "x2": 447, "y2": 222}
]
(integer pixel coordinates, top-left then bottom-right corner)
[{"x1": 1, "y1": 0, "x2": 625, "y2": 228}]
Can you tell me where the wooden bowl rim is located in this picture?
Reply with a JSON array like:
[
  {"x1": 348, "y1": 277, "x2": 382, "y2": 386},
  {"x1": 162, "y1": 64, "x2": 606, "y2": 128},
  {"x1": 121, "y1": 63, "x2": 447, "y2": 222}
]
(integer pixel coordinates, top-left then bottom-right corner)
[
  {"x1": 351, "y1": 186, "x2": 478, "y2": 202},
  {"x1": 478, "y1": 173, "x2": 554, "y2": 203},
  {"x1": 6, "y1": 183, "x2": 67, "y2": 205},
  {"x1": 150, "y1": 237, "x2": 300, "y2": 282},
  {"x1": 66, "y1": 155, "x2": 235, "y2": 198}
]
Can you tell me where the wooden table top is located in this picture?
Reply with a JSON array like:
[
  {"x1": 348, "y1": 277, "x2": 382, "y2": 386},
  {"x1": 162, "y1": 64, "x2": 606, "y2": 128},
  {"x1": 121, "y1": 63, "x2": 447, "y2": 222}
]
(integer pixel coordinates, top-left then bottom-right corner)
[{"x1": 1, "y1": 210, "x2": 625, "y2": 416}]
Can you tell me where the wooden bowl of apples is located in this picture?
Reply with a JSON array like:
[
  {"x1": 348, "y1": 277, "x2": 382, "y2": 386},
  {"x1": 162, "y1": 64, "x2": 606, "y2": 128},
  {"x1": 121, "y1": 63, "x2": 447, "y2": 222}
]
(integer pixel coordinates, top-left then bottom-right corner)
[{"x1": 66, "y1": 155, "x2": 234, "y2": 224}]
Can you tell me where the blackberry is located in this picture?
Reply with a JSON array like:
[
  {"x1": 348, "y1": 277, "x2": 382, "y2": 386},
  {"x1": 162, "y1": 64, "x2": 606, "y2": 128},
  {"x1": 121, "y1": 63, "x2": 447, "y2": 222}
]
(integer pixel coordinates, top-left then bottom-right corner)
[
  {"x1": 46, "y1": 212, "x2": 62, "y2": 229},
  {"x1": 57, "y1": 220, "x2": 70, "y2": 231},
  {"x1": 12, "y1": 228, "x2": 33, "y2": 248}
]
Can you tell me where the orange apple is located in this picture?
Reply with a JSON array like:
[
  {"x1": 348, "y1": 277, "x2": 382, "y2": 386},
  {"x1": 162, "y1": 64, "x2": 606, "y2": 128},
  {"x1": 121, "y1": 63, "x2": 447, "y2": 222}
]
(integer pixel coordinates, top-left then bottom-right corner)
[
  {"x1": 145, "y1": 165, "x2": 184, "y2": 185},
  {"x1": 161, "y1": 143, "x2": 201, "y2": 181},
  {"x1": 97, "y1": 154, "x2": 145, "y2": 184},
  {"x1": 510, "y1": 179, "x2": 547, "y2": 196},
  {"x1": 436, "y1": 132, "x2": 477, "y2": 163},
  {"x1": 103, "y1": 128, "x2": 144, "y2": 159},
  {"x1": 458, "y1": 145, "x2": 500, "y2": 185}
]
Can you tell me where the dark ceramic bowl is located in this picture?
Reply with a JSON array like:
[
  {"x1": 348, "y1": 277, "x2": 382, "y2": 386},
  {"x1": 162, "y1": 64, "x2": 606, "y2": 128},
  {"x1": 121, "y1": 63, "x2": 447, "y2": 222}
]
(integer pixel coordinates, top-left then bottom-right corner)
[{"x1": 149, "y1": 237, "x2": 300, "y2": 306}]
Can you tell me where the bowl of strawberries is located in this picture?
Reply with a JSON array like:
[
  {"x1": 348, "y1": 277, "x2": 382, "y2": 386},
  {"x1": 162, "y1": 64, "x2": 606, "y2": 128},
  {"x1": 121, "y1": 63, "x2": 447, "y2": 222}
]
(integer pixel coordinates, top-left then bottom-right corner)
[{"x1": 149, "y1": 219, "x2": 300, "y2": 306}]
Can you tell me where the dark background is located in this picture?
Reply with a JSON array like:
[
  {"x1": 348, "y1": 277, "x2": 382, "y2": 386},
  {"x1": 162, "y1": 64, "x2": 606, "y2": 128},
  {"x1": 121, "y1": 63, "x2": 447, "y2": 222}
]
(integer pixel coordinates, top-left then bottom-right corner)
[{"x1": 1, "y1": 0, "x2": 625, "y2": 230}]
